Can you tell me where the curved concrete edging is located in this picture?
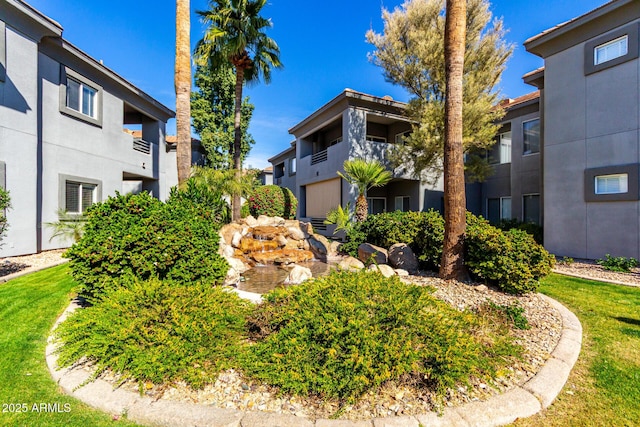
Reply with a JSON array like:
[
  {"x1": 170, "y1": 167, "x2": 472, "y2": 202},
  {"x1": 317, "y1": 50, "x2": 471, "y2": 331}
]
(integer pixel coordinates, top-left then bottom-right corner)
[
  {"x1": 46, "y1": 294, "x2": 582, "y2": 427},
  {"x1": 1, "y1": 259, "x2": 69, "y2": 283}
]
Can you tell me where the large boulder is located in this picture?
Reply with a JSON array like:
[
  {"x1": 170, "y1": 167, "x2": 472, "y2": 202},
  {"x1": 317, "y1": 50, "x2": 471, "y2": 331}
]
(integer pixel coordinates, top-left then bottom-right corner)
[
  {"x1": 308, "y1": 234, "x2": 331, "y2": 259},
  {"x1": 286, "y1": 226, "x2": 307, "y2": 241},
  {"x1": 219, "y1": 223, "x2": 244, "y2": 246},
  {"x1": 284, "y1": 265, "x2": 313, "y2": 285},
  {"x1": 251, "y1": 249, "x2": 314, "y2": 265},
  {"x1": 338, "y1": 256, "x2": 365, "y2": 272},
  {"x1": 358, "y1": 243, "x2": 388, "y2": 265},
  {"x1": 252, "y1": 226, "x2": 288, "y2": 240},
  {"x1": 224, "y1": 267, "x2": 241, "y2": 286},
  {"x1": 367, "y1": 264, "x2": 396, "y2": 278},
  {"x1": 388, "y1": 243, "x2": 419, "y2": 273},
  {"x1": 239, "y1": 238, "x2": 279, "y2": 253}
]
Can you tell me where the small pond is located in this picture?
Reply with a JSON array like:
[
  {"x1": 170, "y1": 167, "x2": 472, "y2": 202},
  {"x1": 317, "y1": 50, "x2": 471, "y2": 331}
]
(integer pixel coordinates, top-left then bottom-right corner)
[{"x1": 236, "y1": 261, "x2": 334, "y2": 294}]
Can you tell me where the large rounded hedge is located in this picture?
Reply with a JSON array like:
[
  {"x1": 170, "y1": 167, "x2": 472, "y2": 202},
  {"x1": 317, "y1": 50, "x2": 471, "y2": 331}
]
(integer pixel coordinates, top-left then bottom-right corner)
[
  {"x1": 65, "y1": 191, "x2": 229, "y2": 301},
  {"x1": 247, "y1": 185, "x2": 297, "y2": 219}
]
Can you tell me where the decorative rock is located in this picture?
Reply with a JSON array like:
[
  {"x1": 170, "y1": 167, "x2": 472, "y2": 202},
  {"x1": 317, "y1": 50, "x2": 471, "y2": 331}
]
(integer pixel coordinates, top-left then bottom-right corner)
[
  {"x1": 338, "y1": 256, "x2": 365, "y2": 272},
  {"x1": 223, "y1": 267, "x2": 241, "y2": 285},
  {"x1": 329, "y1": 241, "x2": 342, "y2": 257},
  {"x1": 388, "y1": 243, "x2": 419, "y2": 273},
  {"x1": 219, "y1": 223, "x2": 244, "y2": 245},
  {"x1": 251, "y1": 249, "x2": 314, "y2": 265},
  {"x1": 226, "y1": 256, "x2": 250, "y2": 274},
  {"x1": 358, "y1": 243, "x2": 388, "y2": 264},
  {"x1": 244, "y1": 215, "x2": 258, "y2": 227},
  {"x1": 368, "y1": 264, "x2": 396, "y2": 278},
  {"x1": 252, "y1": 226, "x2": 288, "y2": 240},
  {"x1": 308, "y1": 234, "x2": 331, "y2": 258},
  {"x1": 394, "y1": 269, "x2": 410, "y2": 277},
  {"x1": 286, "y1": 226, "x2": 306, "y2": 241},
  {"x1": 283, "y1": 265, "x2": 313, "y2": 285},
  {"x1": 275, "y1": 234, "x2": 288, "y2": 247},
  {"x1": 231, "y1": 231, "x2": 243, "y2": 248},
  {"x1": 239, "y1": 238, "x2": 279, "y2": 253},
  {"x1": 475, "y1": 284, "x2": 489, "y2": 292}
]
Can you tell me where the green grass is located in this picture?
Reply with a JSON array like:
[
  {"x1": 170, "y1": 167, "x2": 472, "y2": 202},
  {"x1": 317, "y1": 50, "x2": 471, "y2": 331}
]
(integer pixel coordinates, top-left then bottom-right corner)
[
  {"x1": 513, "y1": 274, "x2": 640, "y2": 426},
  {"x1": 0, "y1": 264, "x2": 139, "y2": 427}
]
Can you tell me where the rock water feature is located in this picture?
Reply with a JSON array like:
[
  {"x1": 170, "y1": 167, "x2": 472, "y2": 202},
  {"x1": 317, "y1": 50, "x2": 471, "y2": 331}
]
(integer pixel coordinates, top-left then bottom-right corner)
[{"x1": 218, "y1": 215, "x2": 339, "y2": 294}]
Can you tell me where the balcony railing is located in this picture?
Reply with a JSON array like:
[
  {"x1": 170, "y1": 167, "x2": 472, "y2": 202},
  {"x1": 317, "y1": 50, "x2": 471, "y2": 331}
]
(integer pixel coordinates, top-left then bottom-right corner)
[
  {"x1": 133, "y1": 138, "x2": 151, "y2": 154},
  {"x1": 311, "y1": 149, "x2": 328, "y2": 165}
]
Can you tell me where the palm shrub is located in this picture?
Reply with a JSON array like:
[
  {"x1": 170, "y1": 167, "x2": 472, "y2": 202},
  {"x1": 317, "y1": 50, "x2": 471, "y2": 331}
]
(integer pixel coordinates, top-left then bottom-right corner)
[
  {"x1": 65, "y1": 192, "x2": 228, "y2": 301},
  {"x1": 338, "y1": 159, "x2": 392, "y2": 222},
  {"x1": 243, "y1": 270, "x2": 521, "y2": 401},
  {"x1": 247, "y1": 185, "x2": 297, "y2": 219},
  {"x1": 56, "y1": 278, "x2": 251, "y2": 390}
]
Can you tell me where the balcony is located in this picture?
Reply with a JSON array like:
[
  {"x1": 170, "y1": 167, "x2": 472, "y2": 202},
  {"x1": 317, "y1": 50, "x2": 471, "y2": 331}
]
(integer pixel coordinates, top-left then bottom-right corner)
[
  {"x1": 133, "y1": 138, "x2": 151, "y2": 154},
  {"x1": 311, "y1": 149, "x2": 328, "y2": 165}
]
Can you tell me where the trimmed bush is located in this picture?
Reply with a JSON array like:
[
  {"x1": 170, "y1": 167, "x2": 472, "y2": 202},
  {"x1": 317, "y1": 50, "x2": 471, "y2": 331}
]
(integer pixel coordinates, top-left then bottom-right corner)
[
  {"x1": 242, "y1": 270, "x2": 521, "y2": 401},
  {"x1": 497, "y1": 218, "x2": 543, "y2": 244},
  {"x1": 344, "y1": 211, "x2": 553, "y2": 294},
  {"x1": 56, "y1": 278, "x2": 251, "y2": 390},
  {"x1": 169, "y1": 179, "x2": 230, "y2": 224},
  {"x1": 466, "y1": 213, "x2": 555, "y2": 294},
  {"x1": 247, "y1": 185, "x2": 297, "y2": 219},
  {"x1": 65, "y1": 192, "x2": 228, "y2": 301}
]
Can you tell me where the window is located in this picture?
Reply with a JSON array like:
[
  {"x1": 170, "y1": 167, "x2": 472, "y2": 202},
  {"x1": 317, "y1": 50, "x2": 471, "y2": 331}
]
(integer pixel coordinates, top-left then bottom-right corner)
[
  {"x1": 367, "y1": 197, "x2": 386, "y2": 215},
  {"x1": 65, "y1": 181, "x2": 97, "y2": 214},
  {"x1": 487, "y1": 197, "x2": 511, "y2": 224},
  {"x1": 394, "y1": 196, "x2": 410, "y2": 212},
  {"x1": 288, "y1": 157, "x2": 296, "y2": 175},
  {"x1": 523, "y1": 119, "x2": 540, "y2": 155},
  {"x1": 489, "y1": 131, "x2": 512, "y2": 164},
  {"x1": 595, "y1": 174, "x2": 628, "y2": 195},
  {"x1": 366, "y1": 135, "x2": 386, "y2": 143},
  {"x1": 395, "y1": 131, "x2": 411, "y2": 144},
  {"x1": 59, "y1": 67, "x2": 102, "y2": 126},
  {"x1": 594, "y1": 35, "x2": 628, "y2": 65},
  {"x1": 523, "y1": 194, "x2": 540, "y2": 224},
  {"x1": 329, "y1": 137, "x2": 342, "y2": 146},
  {"x1": 66, "y1": 77, "x2": 97, "y2": 118}
]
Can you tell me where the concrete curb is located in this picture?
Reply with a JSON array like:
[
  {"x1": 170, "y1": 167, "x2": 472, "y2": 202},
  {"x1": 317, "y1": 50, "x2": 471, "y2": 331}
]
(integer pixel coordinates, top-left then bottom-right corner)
[
  {"x1": 46, "y1": 294, "x2": 582, "y2": 427},
  {"x1": 1, "y1": 259, "x2": 69, "y2": 283}
]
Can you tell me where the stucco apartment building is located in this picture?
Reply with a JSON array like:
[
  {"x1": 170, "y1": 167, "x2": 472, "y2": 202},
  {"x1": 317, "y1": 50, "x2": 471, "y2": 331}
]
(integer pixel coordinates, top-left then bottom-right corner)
[
  {"x1": 0, "y1": 0, "x2": 177, "y2": 257},
  {"x1": 270, "y1": 0, "x2": 639, "y2": 260}
]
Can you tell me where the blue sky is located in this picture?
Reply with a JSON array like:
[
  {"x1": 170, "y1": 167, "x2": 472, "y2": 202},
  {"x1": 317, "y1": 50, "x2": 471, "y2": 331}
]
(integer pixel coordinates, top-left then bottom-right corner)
[{"x1": 26, "y1": 0, "x2": 606, "y2": 169}]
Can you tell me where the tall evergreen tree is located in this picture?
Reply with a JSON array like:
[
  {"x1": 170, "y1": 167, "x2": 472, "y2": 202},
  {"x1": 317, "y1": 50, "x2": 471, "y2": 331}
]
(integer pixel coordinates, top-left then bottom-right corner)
[
  {"x1": 191, "y1": 64, "x2": 255, "y2": 169},
  {"x1": 367, "y1": 0, "x2": 512, "y2": 184}
]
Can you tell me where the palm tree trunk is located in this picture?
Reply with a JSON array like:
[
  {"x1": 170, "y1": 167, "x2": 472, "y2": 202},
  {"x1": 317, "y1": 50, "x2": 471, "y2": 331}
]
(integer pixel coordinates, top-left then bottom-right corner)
[
  {"x1": 355, "y1": 195, "x2": 368, "y2": 223},
  {"x1": 440, "y1": 0, "x2": 468, "y2": 281},
  {"x1": 175, "y1": 0, "x2": 191, "y2": 185},
  {"x1": 231, "y1": 65, "x2": 245, "y2": 221}
]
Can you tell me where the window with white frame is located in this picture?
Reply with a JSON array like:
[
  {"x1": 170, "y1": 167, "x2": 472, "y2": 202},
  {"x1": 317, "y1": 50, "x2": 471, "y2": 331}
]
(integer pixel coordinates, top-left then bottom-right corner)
[
  {"x1": 395, "y1": 131, "x2": 411, "y2": 144},
  {"x1": 487, "y1": 197, "x2": 511, "y2": 224},
  {"x1": 523, "y1": 119, "x2": 540, "y2": 155},
  {"x1": 288, "y1": 157, "x2": 296, "y2": 175},
  {"x1": 366, "y1": 135, "x2": 386, "y2": 143},
  {"x1": 594, "y1": 35, "x2": 628, "y2": 65},
  {"x1": 489, "y1": 131, "x2": 512, "y2": 164},
  {"x1": 394, "y1": 196, "x2": 410, "y2": 212},
  {"x1": 595, "y1": 173, "x2": 628, "y2": 195},
  {"x1": 66, "y1": 77, "x2": 97, "y2": 118},
  {"x1": 367, "y1": 197, "x2": 386, "y2": 215},
  {"x1": 65, "y1": 181, "x2": 97, "y2": 214}
]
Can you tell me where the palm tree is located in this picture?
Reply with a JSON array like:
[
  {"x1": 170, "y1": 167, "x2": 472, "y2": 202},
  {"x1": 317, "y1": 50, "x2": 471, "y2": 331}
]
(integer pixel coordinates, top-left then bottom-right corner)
[
  {"x1": 196, "y1": 0, "x2": 282, "y2": 221},
  {"x1": 440, "y1": 0, "x2": 468, "y2": 281},
  {"x1": 175, "y1": 0, "x2": 192, "y2": 185},
  {"x1": 338, "y1": 159, "x2": 392, "y2": 223}
]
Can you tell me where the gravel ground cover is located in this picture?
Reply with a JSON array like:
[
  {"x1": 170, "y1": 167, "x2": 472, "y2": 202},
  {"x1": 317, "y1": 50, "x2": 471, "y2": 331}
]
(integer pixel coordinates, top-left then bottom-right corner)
[{"x1": 554, "y1": 258, "x2": 639, "y2": 287}]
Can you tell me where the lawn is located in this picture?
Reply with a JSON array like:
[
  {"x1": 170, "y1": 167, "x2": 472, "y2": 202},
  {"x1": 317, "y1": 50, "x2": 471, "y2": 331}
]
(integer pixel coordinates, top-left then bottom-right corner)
[
  {"x1": 0, "y1": 264, "x2": 139, "y2": 427},
  {"x1": 512, "y1": 274, "x2": 640, "y2": 426},
  {"x1": 0, "y1": 266, "x2": 638, "y2": 426}
]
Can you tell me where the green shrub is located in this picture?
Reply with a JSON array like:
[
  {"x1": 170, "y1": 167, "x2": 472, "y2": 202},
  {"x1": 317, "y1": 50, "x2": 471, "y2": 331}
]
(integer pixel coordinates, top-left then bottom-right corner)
[
  {"x1": 344, "y1": 210, "x2": 444, "y2": 269},
  {"x1": 597, "y1": 254, "x2": 639, "y2": 273},
  {"x1": 247, "y1": 185, "x2": 297, "y2": 219},
  {"x1": 169, "y1": 179, "x2": 230, "y2": 224},
  {"x1": 466, "y1": 213, "x2": 555, "y2": 294},
  {"x1": 242, "y1": 270, "x2": 521, "y2": 402},
  {"x1": 65, "y1": 192, "x2": 228, "y2": 301},
  {"x1": 56, "y1": 278, "x2": 250, "y2": 390},
  {"x1": 559, "y1": 256, "x2": 575, "y2": 266},
  {"x1": 344, "y1": 211, "x2": 553, "y2": 294},
  {"x1": 0, "y1": 187, "x2": 10, "y2": 244},
  {"x1": 497, "y1": 219, "x2": 543, "y2": 244}
]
